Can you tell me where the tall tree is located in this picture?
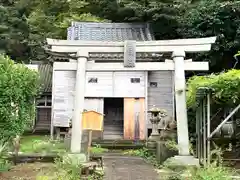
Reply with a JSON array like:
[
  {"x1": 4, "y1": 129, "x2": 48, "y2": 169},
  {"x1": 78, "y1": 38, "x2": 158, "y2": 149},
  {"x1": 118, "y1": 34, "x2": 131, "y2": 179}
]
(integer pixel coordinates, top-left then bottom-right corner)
[
  {"x1": 178, "y1": 0, "x2": 240, "y2": 72},
  {"x1": 27, "y1": 0, "x2": 105, "y2": 62},
  {"x1": 0, "y1": 0, "x2": 29, "y2": 62}
]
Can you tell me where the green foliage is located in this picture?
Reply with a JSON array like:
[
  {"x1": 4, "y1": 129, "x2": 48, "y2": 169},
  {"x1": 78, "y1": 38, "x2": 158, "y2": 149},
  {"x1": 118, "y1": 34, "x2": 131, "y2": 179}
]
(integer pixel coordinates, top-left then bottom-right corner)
[
  {"x1": 0, "y1": 0, "x2": 30, "y2": 62},
  {"x1": 20, "y1": 135, "x2": 66, "y2": 153},
  {"x1": 184, "y1": 165, "x2": 234, "y2": 180},
  {"x1": 53, "y1": 156, "x2": 83, "y2": 180},
  {"x1": 165, "y1": 140, "x2": 178, "y2": 151},
  {"x1": 166, "y1": 146, "x2": 235, "y2": 180},
  {"x1": 26, "y1": 0, "x2": 106, "y2": 61},
  {"x1": 123, "y1": 148, "x2": 161, "y2": 168},
  {"x1": 0, "y1": 141, "x2": 11, "y2": 172},
  {"x1": 187, "y1": 69, "x2": 240, "y2": 108},
  {"x1": 90, "y1": 144, "x2": 108, "y2": 154},
  {"x1": 167, "y1": 165, "x2": 234, "y2": 180},
  {"x1": 47, "y1": 155, "x2": 104, "y2": 180},
  {"x1": 0, "y1": 55, "x2": 40, "y2": 141},
  {"x1": 178, "y1": 0, "x2": 240, "y2": 72}
]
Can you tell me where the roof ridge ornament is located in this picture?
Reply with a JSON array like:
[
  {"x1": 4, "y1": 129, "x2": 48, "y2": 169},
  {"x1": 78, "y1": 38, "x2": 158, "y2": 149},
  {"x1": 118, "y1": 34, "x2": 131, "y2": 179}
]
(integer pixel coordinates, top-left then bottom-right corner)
[{"x1": 124, "y1": 40, "x2": 136, "y2": 67}]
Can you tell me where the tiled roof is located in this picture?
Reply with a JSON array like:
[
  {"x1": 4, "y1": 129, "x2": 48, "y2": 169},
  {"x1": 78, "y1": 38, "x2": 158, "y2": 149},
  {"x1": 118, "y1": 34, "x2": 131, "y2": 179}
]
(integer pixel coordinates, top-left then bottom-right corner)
[
  {"x1": 67, "y1": 22, "x2": 154, "y2": 41},
  {"x1": 32, "y1": 61, "x2": 52, "y2": 93},
  {"x1": 39, "y1": 63, "x2": 52, "y2": 93},
  {"x1": 45, "y1": 22, "x2": 156, "y2": 93}
]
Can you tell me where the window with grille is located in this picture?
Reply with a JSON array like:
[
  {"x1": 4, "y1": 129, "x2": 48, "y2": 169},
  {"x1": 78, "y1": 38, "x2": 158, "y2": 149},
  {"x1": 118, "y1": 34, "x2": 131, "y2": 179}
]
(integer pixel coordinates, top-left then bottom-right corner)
[
  {"x1": 150, "y1": 82, "x2": 158, "y2": 88},
  {"x1": 130, "y1": 78, "x2": 140, "y2": 83},
  {"x1": 88, "y1": 78, "x2": 98, "y2": 83}
]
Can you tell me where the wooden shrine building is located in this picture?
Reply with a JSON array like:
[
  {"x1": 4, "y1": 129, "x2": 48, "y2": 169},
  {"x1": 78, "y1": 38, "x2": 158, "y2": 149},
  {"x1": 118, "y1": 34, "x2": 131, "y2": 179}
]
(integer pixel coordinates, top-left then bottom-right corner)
[
  {"x1": 43, "y1": 22, "x2": 216, "y2": 155},
  {"x1": 47, "y1": 22, "x2": 176, "y2": 140}
]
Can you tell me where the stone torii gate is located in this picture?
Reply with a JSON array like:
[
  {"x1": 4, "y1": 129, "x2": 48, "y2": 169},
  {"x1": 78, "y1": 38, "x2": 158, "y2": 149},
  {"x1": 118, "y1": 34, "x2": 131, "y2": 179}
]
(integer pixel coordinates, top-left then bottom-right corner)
[{"x1": 46, "y1": 37, "x2": 216, "y2": 164}]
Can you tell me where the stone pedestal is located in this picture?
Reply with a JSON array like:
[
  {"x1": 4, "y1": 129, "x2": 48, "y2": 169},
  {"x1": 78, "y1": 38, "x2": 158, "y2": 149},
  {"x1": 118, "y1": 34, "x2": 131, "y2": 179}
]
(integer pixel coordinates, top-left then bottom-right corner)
[
  {"x1": 146, "y1": 140, "x2": 157, "y2": 151},
  {"x1": 63, "y1": 130, "x2": 89, "y2": 164},
  {"x1": 156, "y1": 130, "x2": 178, "y2": 164},
  {"x1": 156, "y1": 141, "x2": 178, "y2": 164},
  {"x1": 147, "y1": 108, "x2": 167, "y2": 150},
  {"x1": 63, "y1": 153, "x2": 87, "y2": 165},
  {"x1": 148, "y1": 122, "x2": 161, "y2": 141},
  {"x1": 65, "y1": 129, "x2": 89, "y2": 156},
  {"x1": 160, "y1": 130, "x2": 177, "y2": 141},
  {"x1": 163, "y1": 155, "x2": 199, "y2": 171}
]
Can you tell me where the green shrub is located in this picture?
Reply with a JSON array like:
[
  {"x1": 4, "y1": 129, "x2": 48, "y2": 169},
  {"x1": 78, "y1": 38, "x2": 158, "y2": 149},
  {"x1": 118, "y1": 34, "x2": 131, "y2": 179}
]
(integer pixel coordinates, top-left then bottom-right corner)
[
  {"x1": 166, "y1": 146, "x2": 235, "y2": 180},
  {"x1": 123, "y1": 148, "x2": 161, "y2": 168},
  {"x1": 184, "y1": 165, "x2": 234, "y2": 180},
  {"x1": 187, "y1": 69, "x2": 240, "y2": 108},
  {"x1": 54, "y1": 155, "x2": 82, "y2": 180},
  {"x1": 0, "y1": 141, "x2": 11, "y2": 172},
  {"x1": 0, "y1": 55, "x2": 40, "y2": 141},
  {"x1": 90, "y1": 144, "x2": 108, "y2": 154}
]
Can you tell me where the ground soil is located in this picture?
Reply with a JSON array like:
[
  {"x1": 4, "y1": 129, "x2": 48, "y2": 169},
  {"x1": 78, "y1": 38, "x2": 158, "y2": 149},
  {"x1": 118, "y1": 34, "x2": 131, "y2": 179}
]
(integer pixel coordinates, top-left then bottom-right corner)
[
  {"x1": 0, "y1": 154, "x2": 161, "y2": 180},
  {"x1": 103, "y1": 153, "x2": 160, "y2": 180},
  {"x1": 0, "y1": 162, "x2": 54, "y2": 180}
]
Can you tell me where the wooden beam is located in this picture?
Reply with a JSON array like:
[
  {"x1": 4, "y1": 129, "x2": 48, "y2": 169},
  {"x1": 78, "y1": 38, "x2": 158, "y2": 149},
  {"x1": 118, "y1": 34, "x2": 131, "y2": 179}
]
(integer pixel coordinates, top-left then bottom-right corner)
[
  {"x1": 53, "y1": 61, "x2": 209, "y2": 71},
  {"x1": 50, "y1": 44, "x2": 212, "y2": 53},
  {"x1": 165, "y1": 59, "x2": 192, "y2": 62},
  {"x1": 47, "y1": 37, "x2": 216, "y2": 46}
]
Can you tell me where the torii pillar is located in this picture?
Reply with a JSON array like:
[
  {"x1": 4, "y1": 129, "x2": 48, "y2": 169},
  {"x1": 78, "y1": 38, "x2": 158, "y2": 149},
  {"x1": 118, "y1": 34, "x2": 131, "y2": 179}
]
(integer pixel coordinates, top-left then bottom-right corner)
[
  {"x1": 173, "y1": 50, "x2": 190, "y2": 156},
  {"x1": 167, "y1": 50, "x2": 199, "y2": 166},
  {"x1": 69, "y1": 51, "x2": 88, "y2": 163}
]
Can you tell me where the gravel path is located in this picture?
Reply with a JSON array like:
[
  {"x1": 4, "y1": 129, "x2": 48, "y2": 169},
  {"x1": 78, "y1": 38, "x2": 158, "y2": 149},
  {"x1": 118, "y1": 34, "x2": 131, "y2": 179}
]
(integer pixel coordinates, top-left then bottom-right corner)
[{"x1": 103, "y1": 154, "x2": 160, "y2": 180}]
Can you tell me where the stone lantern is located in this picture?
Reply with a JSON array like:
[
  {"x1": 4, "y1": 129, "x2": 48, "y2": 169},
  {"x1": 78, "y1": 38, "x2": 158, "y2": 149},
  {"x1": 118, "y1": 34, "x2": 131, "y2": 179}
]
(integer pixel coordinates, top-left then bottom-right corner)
[{"x1": 148, "y1": 107, "x2": 167, "y2": 141}]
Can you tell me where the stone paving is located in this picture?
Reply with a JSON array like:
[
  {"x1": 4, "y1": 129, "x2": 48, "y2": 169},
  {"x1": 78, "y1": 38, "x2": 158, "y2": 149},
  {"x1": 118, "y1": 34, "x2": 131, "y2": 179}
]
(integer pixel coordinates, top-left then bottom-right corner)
[{"x1": 103, "y1": 154, "x2": 160, "y2": 180}]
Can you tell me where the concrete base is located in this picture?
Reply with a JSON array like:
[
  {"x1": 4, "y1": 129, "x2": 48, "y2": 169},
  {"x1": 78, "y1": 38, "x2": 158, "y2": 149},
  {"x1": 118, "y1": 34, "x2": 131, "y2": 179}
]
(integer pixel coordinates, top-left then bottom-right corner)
[
  {"x1": 163, "y1": 155, "x2": 199, "y2": 171},
  {"x1": 148, "y1": 134, "x2": 160, "y2": 141},
  {"x1": 156, "y1": 141, "x2": 178, "y2": 164},
  {"x1": 62, "y1": 153, "x2": 87, "y2": 165},
  {"x1": 146, "y1": 140, "x2": 157, "y2": 149}
]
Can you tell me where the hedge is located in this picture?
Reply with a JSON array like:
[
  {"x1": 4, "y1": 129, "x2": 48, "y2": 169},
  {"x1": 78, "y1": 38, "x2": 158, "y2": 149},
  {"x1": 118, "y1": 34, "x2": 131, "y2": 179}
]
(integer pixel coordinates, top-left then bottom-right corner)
[{"x1": 0, "y1": 55, "x2": 40, "y2": 141}]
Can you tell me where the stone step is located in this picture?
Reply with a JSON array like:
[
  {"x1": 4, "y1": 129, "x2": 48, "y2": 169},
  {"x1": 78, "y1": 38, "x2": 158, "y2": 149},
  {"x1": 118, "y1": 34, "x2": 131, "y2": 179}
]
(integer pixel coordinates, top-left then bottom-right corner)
[
  {"x1": 104, "y1": 123, "x2": 123, "y2": 126},
  {"x1": 103, "y1": 132, "x2": 123, "y2": 136},
  {"x1": 103, "y1": 134, "x2": 123, "y2": 140},
  {"x1": 103, "y1": 127, "x2": 123, "y2": 131},
  {"x1": 36, "y1": 123, "x2": 50, "y2": 125}
]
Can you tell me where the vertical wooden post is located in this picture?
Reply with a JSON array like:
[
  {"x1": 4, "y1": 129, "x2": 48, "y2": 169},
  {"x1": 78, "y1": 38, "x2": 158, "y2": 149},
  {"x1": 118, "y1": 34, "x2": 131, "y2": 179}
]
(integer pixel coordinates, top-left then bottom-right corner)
[
  {"x1": 56, "y1": 127, "x2": 60, "y2": 140},
  {"x1": 139, "y1": 98, "x2": 145, "y2": 140},
  {"x1": 88, "y1": 130, "x2": 93, "y2": 161},
  {"x1": 196, "y1": 107, "x2": 200, "y2": 158},
  {"x1": 70, "y1": 51, "x2": 88, "y2": 153},
  {"x1": 207, "y1": 94, "x2": 211, "y2": 165},
  {"x1": 50, "y1": 67, "x2": 55, "y2": 139},
  {"x1": 203, "y1": 97, "x2": 207, "y2": 166}
]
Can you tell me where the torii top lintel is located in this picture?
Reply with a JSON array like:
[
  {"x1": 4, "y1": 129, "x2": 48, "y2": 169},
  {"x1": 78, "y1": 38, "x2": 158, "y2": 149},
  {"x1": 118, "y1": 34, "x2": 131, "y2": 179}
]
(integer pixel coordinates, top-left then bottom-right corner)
[{"x1": 46, "y1": 37, "x2": 216, "y2": 54}]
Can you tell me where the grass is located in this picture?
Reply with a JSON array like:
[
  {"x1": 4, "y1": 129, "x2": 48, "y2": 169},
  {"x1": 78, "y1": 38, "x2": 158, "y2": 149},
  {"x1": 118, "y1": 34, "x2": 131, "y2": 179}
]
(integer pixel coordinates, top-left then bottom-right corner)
[
  {"x1": 19, "y1": 135, "x2": 66, "y2": 153},
  {"x1": 19, "y1": 135, "x2": 108, "y2": 155},
  {"x1": 123, "y1": 148, "x2": 162, "y2": 168},
  {"x1": 90, "y1": 144, "x2": 108, "y2": 155}
]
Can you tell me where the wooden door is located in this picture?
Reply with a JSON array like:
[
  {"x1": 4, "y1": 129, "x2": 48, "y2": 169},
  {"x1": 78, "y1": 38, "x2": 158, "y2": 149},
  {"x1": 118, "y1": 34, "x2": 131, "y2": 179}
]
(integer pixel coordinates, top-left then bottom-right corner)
[{"x1": 124, "y1": 98, "x2": 145, "y2": 140}]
